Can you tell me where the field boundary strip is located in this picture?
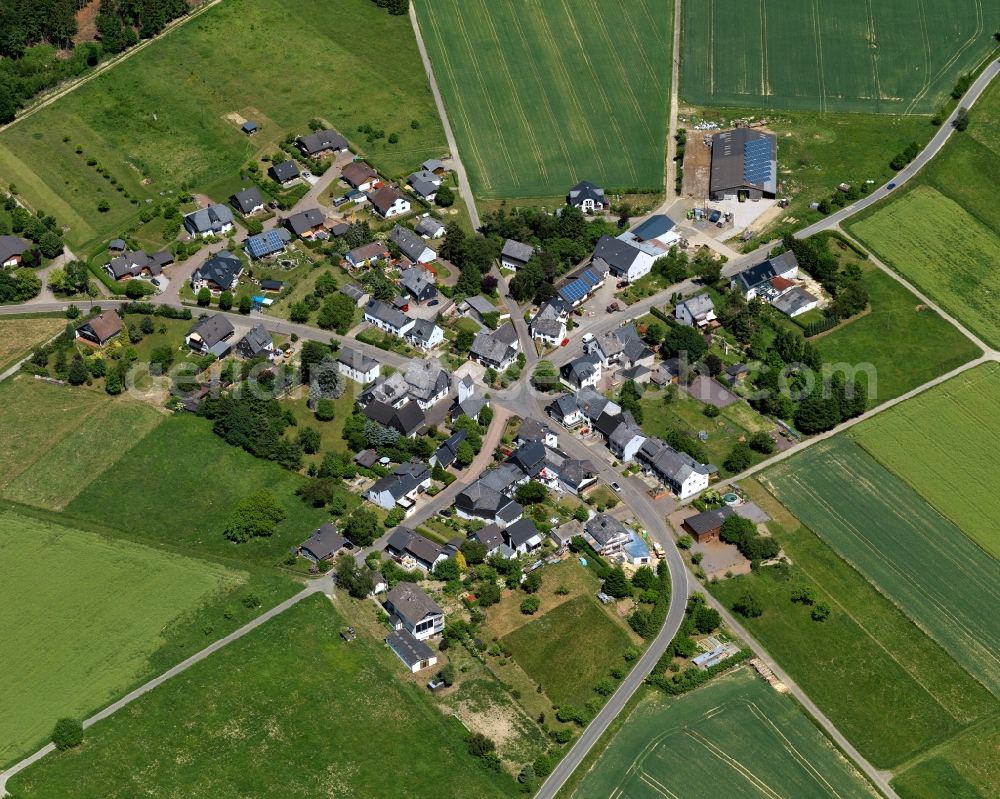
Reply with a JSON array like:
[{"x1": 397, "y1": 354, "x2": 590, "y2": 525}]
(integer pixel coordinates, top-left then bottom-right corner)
[
  {"x1": 810, "y1": 0, "x2": 827, "y2": 113},
  {"x1": 863, "y1": 0, "x2": 883, "y2": 112},
  {"x1": 685, "y1": 728, "x2": 784, "y2": 798}
]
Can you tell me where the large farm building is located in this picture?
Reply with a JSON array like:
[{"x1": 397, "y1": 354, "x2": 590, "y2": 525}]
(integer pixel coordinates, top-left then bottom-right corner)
[{"x1": 709, "y1": 128, "x2": 777, "y2": 201}]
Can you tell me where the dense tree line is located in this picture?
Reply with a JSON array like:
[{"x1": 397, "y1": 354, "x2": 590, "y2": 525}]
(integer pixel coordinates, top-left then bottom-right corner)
[
  {"x1": 198, "y1": 389, "x2": 303, "y2": 470},
  {"x1": 0, "y1": 0, "x2": 188, "y2": 122}
]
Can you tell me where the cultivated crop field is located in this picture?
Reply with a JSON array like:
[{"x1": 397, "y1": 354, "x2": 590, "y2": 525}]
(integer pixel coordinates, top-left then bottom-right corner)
[
  {"x1": 0, "y1": 0, "x2": 445, "y2": 250},
  {"x1": 64, "y1": 414, "x2": 328, "y2": 566},
  {"x1": 0, "y1": 509, "x2": 240, "y2": 766},
  {"x1": 850, "y1": 186, "x2": 1000, "y2": 348},
  {"x1": 503, "y1": 595, "x2": 634, "y2": 710},
  {"x1": 9, "y1": 596, "x2": 517, "y2": 799},
  {"x1": 680, "y1": 0, "x2": 995, "y2": 113},
  {"x1": 414, "y1": 0, "x2": 671, "y2": 198},
  {"x1": 762, "y1": 438, "x2": 1000, "y2": 697},
  {"x1": 567, "y1": 669, "x2": 879, "y2": 799},
  {"x1": 853, "y1": 363, "x2": 1000, "y2": 559}
]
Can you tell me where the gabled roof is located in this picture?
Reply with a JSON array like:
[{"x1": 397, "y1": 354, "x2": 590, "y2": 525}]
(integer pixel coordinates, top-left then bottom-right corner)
[
  {"x1": 710, "y1": 128, "x2": 777, "y2": 195},
  {"x1": 423, "y1": 158, "x2": 446, "y2": 172},
  {"x1": 347, "y1": 241, "x2": 389, "y2": 264},
  {"x1": 386, "y1": 629, "x2": 434, "y2": 666},
  {"x1": 464, "y1": 295, "x2": 498, "y2": 315},
  {"x1": 771, "y1": 286, "x2": 818, "y2": 316},
  {"x1": 78, "y1": 310, "x2": 122, "y2": 342},
  {"x1": 479, "y1": 463, "x2": 524, "y2": 495},
  {"x1": 594, "y1": 410, "x2": 623, "y2": 439},
  {"x1": 732, "y1": 250, "x2": 798, "y2": 292},
  {"x1": 684, "y1": 507, "x2": 736, "y2": 535},
  {"x1": 237, "y1": 324, "x2": 272, "y2": 356},
  {"x1": 585, "y1": 513, "x2": 630, "y2": 546},
  {"x1": 341, "y1": 282, "x2": 368, "y2": 302},
  {"x1": 386, "y1": 581, "x2": 443, "y2": 625},
  {"x1": 231, "y1": 186, "x2": 265, "y2": 214},
  {"x1": 286, "y1": 208, "x2": 326, "y2": 236},
  {"x1": 474, "y1": 523, "x2": 504, "y2": 551},
  {"x1": 364, "y1": 299, "x2": 411, "y2": 330},
  {"x1": 415, "y1": 217, "x2": 446, "y2": 238},
  {"x1": 406, "y1": 318, "x2": 441, "y2": 347},
  {"x1": 678, "y1": 292, "x2": 715, "y2": 318},
  {"x1": 370, "y1": 459, "x2": 431, "y2": 500},
  {"x1": 193, "y1": 250, "x2": 243, "y2": 288},
  {"x1": 593, "y1": 235, "x2": 642, "y2": 271},
  {"x1": 493, "y1": 322, "x2": 518, "y2": 347},
  {"x1": 364, "y1": 399, "x2": 426, "y2": 436},
  {"x1": 187, "y1": 314, "x2": 235, "y2": 348},
  {"x1": 300, "y1": 523, "x2": 346, "y2": 560},
  {"x1": 369, "y1": 186, "x2": 407, "y2": 215},
  {"x1": 568, "y1": 180, "x2": 605, "y2": 205},
  {"x1": 404, "y1": 360, "x2": 450, "y2": 401},
  {"x1": 244, "y1": 228, "x2": 291, "y2": 259},
  {"x1": 390, "y1": 225, "x2": 434, "y2": 263},
  {"x1": 399, "y1": 267, "x2": 437, "y2": 302},
  {"x1": 547, "y1": 393, "x2": 580, "y2": 419},
  {"x1": 517, "y1": 417, "x2": 552, "y2": 443},
  {"x1": 507, "y1": 441, "x2": 547, "y2": 477},
  {"x1": 576, "y1": 386, "x2": 619, "y2": 420},
  {"x1": 341, "y1": 161, "x2": 379, "y2": 187},
  {"x1": 505, "y1": 517, "x2": 540, "y2": 548},
  {"x1": 297, "y1": 128, "x2": 349, "y2": 155},
  {"x1": 630, "y1": 215, "x2": 676, "y2": 241},
  {"x1": 408, "y1": 176, "x2": 438, "y2": 199},
  {"x1": 616, "y1": 324, "x2": 652, "y2": 363},
  {"x1": 560, "y1": 353, "x2": 600, "y2": 385},
  {"x1": 338, "y1": 346, "x2": 379, "y2": 375},
  {"x1": 501, "y1": 239, "x2": 535, "y2": 263},
  {"x1": 433, "y1": 428, "x2": 468, "y2": 468},
  {"x1": 185, "y1": 204, "x2": 233, "y2": 233},
  {"x1": 471, "y1": 330, "x2": 516, "y2": 366},
  {"x1": 270, "y1": 159, "x2": 300, "y2": 183}
]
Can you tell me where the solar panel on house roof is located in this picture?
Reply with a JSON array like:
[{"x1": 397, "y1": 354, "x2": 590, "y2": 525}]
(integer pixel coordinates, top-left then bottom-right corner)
[{"x1": 559, "y1": 279, "x2": 589, "y2": 303}]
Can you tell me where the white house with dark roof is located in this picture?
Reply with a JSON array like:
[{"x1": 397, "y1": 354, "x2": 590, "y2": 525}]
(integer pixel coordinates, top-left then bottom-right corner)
[
  {"x1": 504, "y1": 518, "x2": 543, "y2": 555},
  {"x1": 636, "y1": 437, "x2": 711, "y2": 499},
  {"x1": 296, "y1": 128, "x2": 350, "y2": 158},
  {"x1": 268, "y1": 159, "x2": 300, "y2": 185},
  {"x1": 404, "y1": 318, "x2": 444, "y2": 351},
  {"x1": 500, "y1": 239, "x2": 535, "y2": 271},
  {"x1": 584, "y1": 513, "x2": 632, "y2": 556},
  {"x1": 470, "y1": 329, "x2": 517, "y2": 371},
  {"x1": 607, "y1": 412, "x2": 647, "y2": 463},
  {"x1": 389, "y1": 225, "x2": 436, "y2": 264},
  {"x1": 345, "y1": 241, "x2": 390, "y2": 269},
  {"x1": 730, "y1": 251, "x2": 799, "y2": 300},
  {"x1": 367, "y1": 460, "x2": 431, "y2": 512},
  {"x1": 337, "y1": 346, "x2": 380, "y2": 384},
  {"x1": 399, "y1": 268, "x2": 438, "y2": 304},
  {"x1": 675, "y1": 293, "x2": 717, "y2": 328},
  {"x1": 184, "y1": 204, "x2": 233, "y2": 238},
  {"x1": 385, "y1": 528, "x2": 446, "y2": 573},
  {"x1": 369, "y1": 186, "x2": 410, "y2": 219},
  {"x1": 546, "y1": 393, "x2": 585, "y2": 427},
  {"x1": 285, "y1": 208, "x2": 326, "y2": 239},
  {"x1": 385, "y1": 581, "x2": 444, "y2": 640},
  {"x1": 231, "y1": 186, "x2": 265, "y2": 216},
  {"x1": 592, "y1": 234, "x2": 656, "y2": 283},
  {"x1": 235, "y1": 324, "x2": 273, "y2": 360},
  {"x1": 191, "y1": 250, "x2": 243, "y2": 292},
  {"x1": 415, "y1": 217, "x2": 446, "y2": 239},
  {"x1": 568, "y1": 180, "x2": 606, "y2": 212},
  {"x1": 364, "y1": 299, "x2": 415, "y2": 337},
  {"x1": 298, "y1": 523, "x2": 347, "y2": 562},
  {"x1": 0, "y1": 235, "x2": 31, "y2": 267},
  {"x1": 560, "y1": 353, "x2": 602, "y2": 390},
  {"x1": 184, "y1": 314, "x2": 235, "y2": 356}
]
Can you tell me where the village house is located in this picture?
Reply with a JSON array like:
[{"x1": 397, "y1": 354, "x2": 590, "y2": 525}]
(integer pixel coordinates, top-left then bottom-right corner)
[
  {"x1": 517, "y1": 417, "x2": 559, "y2": 449},
  {"x1": 76, "y1": 310, "x2": 123, "y2": 347},
  {"x1": 455, "y1": 481, "x2": 523, "y2": 528},
  {"x1": 386, "y1": 629, "x2": 438, "y2": 674},
  {"x1": 369, "y1": 186, "x2": 411, "y2": 219},
  {"x1": 404, "y1": 318, "x2": 444, "y2": 351},
  {"x1": 341, "y1": 162, "x2": 379, "y2": 191},
  {"x1": 771, "y1": 285, "x2": 820, "y2": 317},
  {"x1": 470, "y1": 328, "x2": 518, "y2": 371},
  {"x1": 430, "y1": 428, "x2": 468, "y2": 469},
  {"x1": 461, "y1": 295, "x2": 508, "y2": 324},
  {"x1": 386, "y1": 528, "x2": 446, "y2": 573},
  {"x1": 636, "y1": 437, "x2": 712, "y2": 499},
  {"x1": 231, "y1": 186, "x2": 266, "y2": 216},
  {"x1": 364, "y1": 299, "x2": 415, "y2": 338},
  {"x1": 235, "y1": 324, "x2": 274, "y2": 360},
  {"x1": 606, "y1": 412, "x2": 647, "y2": 462},
  {"x1": 268, "y1": 159, "x2": 300, "y2": 186},
  {"x1": 529, "y1": 298, "x2": 569, "y2": 347},
  {"x1": 560, "y1": 353, "x2": 602, "y2": 390},
  {"x1": 184, "y1": 204, "x2": 234, "y2": 238},
  {"x1": 504, "y1": 517, "x2": 543, "y2": 555},
  {"x1": 296, "y1": 128, "x2": 350, "y2": 158},
  {"x1": 337, "y1": 346, "x2": 380, "y2": 385},
  {"x1": 191, "y1": 250, "x2": 243, "y2": 293},
  {"x1": 285, "y1": 208, "x2": 326, "y2": 239},
  {"x1": 556, "y1": 259, "x2": 609, "y2": 307},
  {"x1": 389, "y1": 225, "x2": 436, "y2": 265},
  {"x1": 675, "y1": 293, "x2": 717, "y2": 328},
  {"x1": 367, "y1": 460, "x2": 431, "y2": 513},
  {"x1": 184, "y1": 314, "x2": 235, "y2": 358},
  {"x1": 340, "y1": 282, "x2": 370, "y2": 307},
  {"x1": 451, "y1": 374, "x2": 488, "y2": 422},
  {"x1": 682, "y1": 506, "x2": 736, "y2": 544},
  {"x1": 399, "y1": 267, "x2": 438, "y2": 304},
  {"x1": 363, "y1": 399, "x2": 425, "y2": 438},
  {"x1": 401, "y1": 360, "x2": 451, "y2": 407},
  {"x1": 592, "y1": 234, "x2": 656, "y2": 283},
  {"x1": 244, "y1": 229, "x2": 291, "y2": 260},
  {"x1": 104, "y1": 249, "x2": 173, "y2": 281},
  {"x1": 500, "y1": 239, "x2": 536, "y2": 271},
  {"x1": 406, "y1": 169, "x2": 441, "y2": 201},
  {"x1": 546, "y1": 393, "x2": 585, "y2": 427},
  {"x1": 471, "y1": 523, "x2": 507, "y2": 559},
  {"x1": 298, "y1": 523, "x2": 347, "y2": 562},
  {"x1": 567, "y1": 180, "x2": 606, "y2": 212},
  {"x1": 385, "y1": 581, "x2": 445, "y2": 640},
  {"x1": 345, "y1": 241, "x2": 390, "y2": 269},
  {"x1": 730, "y1": 251, "x2": 799, "y2": 300},
  {"x1": 0, "y1": 235, "x2": 30, "y2": 268},
  {"x1": 415, "y1": 216, "x2": 446, "y2": 239},
  {"x1": 584, "y1": 513, "x2": 632, "y2": 557}
]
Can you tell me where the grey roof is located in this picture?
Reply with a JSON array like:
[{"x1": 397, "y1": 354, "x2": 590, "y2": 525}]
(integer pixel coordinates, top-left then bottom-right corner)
[
  {"x1": 594, "y1": 410, "x2": 624, "y2": 439},
  {"x1": 479, "y1": 462, "x2": 524, "y2": 495},
  {"x1": 433, "y1": 428, "x2": 468, "y2": 468},
  {"x1": 338, "y1": 346, "x2": 379, "y2": 375},
  {"x1": 560, "y1": 353, "x2": 601, "y2": 386},
  {"x1": 399, "y1": 267, "x2": 437, "y2": 302},
  {"x1": 369, "y1": 186, "x2": 407, "y2": 215},
  {"x1": 592, "y1": 235, "x2": 642, "y2": 272},
  {"x1": 732, "y1": 250, "x2": 799, "y2": 293},
  {"x1": 410, "y1": 169, "x2": 440, "y2": 185},
  {"x1": 630, "y1": 215, "x2": 675, "y2": 241},
  {"x1": 457, "y1": 480, "x2": 519, "y2": 519},
  {"x1": 365, "y1": 299, "x2": 411, "y2": 330},
  {"x1": 474, "y1": 523, "x2": 504, "y2": 551},
  {"x1": 108, "y1": 238, "x2": 127, "y2": 251},
  {"x1": 771, "y1": 286, "x2": 819, "y2": 316},
  {"x1": 236, "y1": 324, "x2": 272, "y2": 357},
  {"x1": 406, "y1": 318, "x2": 440, "y2": 347},
  {"x1": 556, "y1": 457, "x2": 595, "y2": 490},
  {"x1": 341, "y1": 282, "x2": 368, "y2": 302},
  {"x1": 390, "y1": 225, "x2": 434, "y2": 263},
  {"x1": 185, "y1": 204, "x2": 233, "y2": 233},
  {"x1": 452, "y1": 394, "x2": 487, "y2": 421},
  {"x1": 501, "y1": 239, "x2": 535, "y2": 264},
  {"x1": 577, "y1": 386, "x2": 619, "y2": 420},
  {"x1": 678, "y1": 292, "x2": 715, "y2": 319},
  {"x1": 471, "y1": 331, "x2": 516, "y2": 367},
  {"x1": 286, "y1": 208, "x2": 326, "y2": 236},
  {"x1": 360, "y1": 372, "x2": 410, "y2": 407},
  {"x1": 415, "y1": 217, "x2": 446, "y2": 238},
  {"x1": 616, "y1": 324, "x2": 652, "y2": 363},
  {"x1": 187, "y1": 314, "x2": 235, "y2": 349},
  {"x1": 585, "y1": 513, "x2": 630, "y2": 547},
  {"x1": 422, "y1": 159, "x2": 446, "y2": 172},
  {"x1": 404, "y1": 360, "x2": 450, "y2": 401},
  {"x1": 386, "y1": 581, "x2": 443, "y2": 626},
  {"x1": 710, "y1": 128, "x2": 777, "y2": 196},
  {"x1": 493, "y1": 322, "x2": 519, "y2": 347},
  {"x1": 270, "y1": 159, "x2": 300, "y2": 183},
  {"x1": 364, "y1": 399, "x2": 426, "y2": 436},
  {"x1": 300, "y1": 523, "x2": 346, "y2": 560},
  {"x1": 609, "y1": 417, "x2": 645, "y2": 450},
  {"x1": 233, "y1": 186, "x2": 264, "y2": 214},
  {"x1": 347, "y1": 241, "x2": 389, "y2": 264},
  {"x1": 464, "y1": 295, "x2": 498, "y2": 315},
  {"x1": 408, "y1": 176, "x2": 438, "y2": 199},
  {"x1": 505, "y1": 518, "x2": 540, "y2": 549},
  {"x1": 638, "y1": 437, "x2": 706, "y2": 485},
  {"x1": 552, "y1": 519, "x2": 584, "y2": 544},
  {"x1": 507, "y1": 441, "x2": 547, "y2": 477},
  {"x1": 386, "y1": 629, "x2": 435, "y2": 666},
  {"x1": 518, "y1": 418, "x2": 552, "y2": 443},
  {"x1": 548, "y1": 394, "x2": 580, "y2": 419},
  {"x1": 535, "y1": 298, "x2": 569, "y2": 321},
  {"x1": 594, "y1": 330, "x2": 624, "y2": 359},
  {"x1": 297, "y1": 129, "x2": 349, "y2": 155},
  {"x1": 192, "y1": 250, "x2": 243, "y2": 289},
  {"x1": 568, "y1": 180, "x2": 605, "y2": 206},
  {"x1": 531, "y1": 317, "x2": 565, "y2": 339},
  {"x1": 371, "y1": 460, "x2": 431, "y2": 500},
  {"x1": 107, "y1": 250, "x2": 166, "y2": 279}
]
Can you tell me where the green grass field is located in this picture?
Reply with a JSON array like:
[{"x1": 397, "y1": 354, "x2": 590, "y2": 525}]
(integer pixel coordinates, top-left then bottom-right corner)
[
  {"x1": 850, "y1": 186, "x2": 1000, "y2": 348},
  {"x1": 414, "y1": 0, "x2": 671, "y2": 198},
  {"x1": 0, "y1": 509, "x2": 240, "y2": 766},
  {"x1": 0, "y1": 0, "x2": 445, "y2": 251},
  {"x1": 502, "y1": 595, "x2": 633, "y2": 710},
  {"x1": 762, "y1": 438, "x2": 1000, "y2": 698},
  {"x1": 8, "y1": 595, "x2": 516, "y2": 799},
  {"x1": 680, "y1": 0, "x2": 996, "y2": 113},
  {"x1": 0, "y1": 317, "x2": 65, "y2": 371},
  {"x1": 709, "y1": 483, "x2": 1000, "y2": 795},
  {"x1": 567, "y1": 669, "x2": 878, "y2": 799},
  {"x1": 852, "y1": 363, "x2": 1000, "y2": 558},
  {"x1": 811, "y1": 261, "x2": 981, "y2": 403},
  {"x1": 4, "y1": 400, "x2": 162, "y2": 509},
  {"x1": 64, "y1": 413, "x2": 328, "y2": 566}
]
